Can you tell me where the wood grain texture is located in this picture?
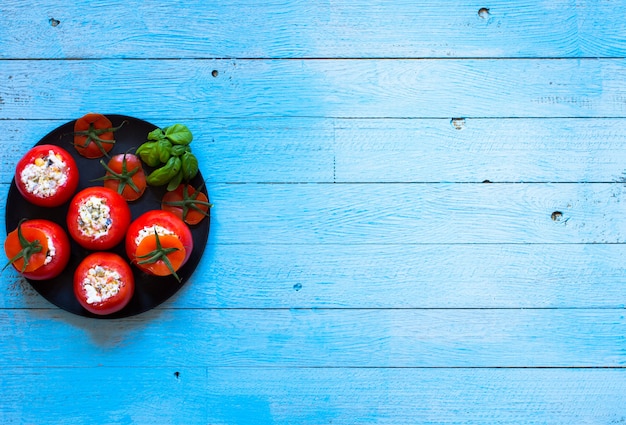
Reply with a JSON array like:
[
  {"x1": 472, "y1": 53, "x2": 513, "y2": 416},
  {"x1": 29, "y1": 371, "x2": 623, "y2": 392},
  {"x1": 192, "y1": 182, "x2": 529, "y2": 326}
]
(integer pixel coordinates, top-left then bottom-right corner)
[
  {"x1": 202, "y1": 182, "x2": 626, "y2": 244},
  {"x1": 2, "y1": 0, "x2": 625, "y2": 422},
  {"x1": 4, "y1": 235, "x2": 626, "y2": 310},
  {"x1": 1, "y1": 59, "x2": 626, "y2": 120},
  {"x1": 1, "y1": 0, "x2": 625, "y2": 59},
  {"x1": 0, "y1": 118, "x2": 336, "y2": 184},
  {"x1": 5, "y1": 182, "x2": 626, "y2": 245},
  {"x1": 1, "y1": 308, "x2": 626, "y2": 368},
  {"x1": 2, "y1": 367, "x2": 626, "y2": 425},
  {"x1": 4, "y1": 118, "x2": 626, "y2": 184},
  {"x1": 334, "y1": 118, "x2": 626, "y2": 183}
]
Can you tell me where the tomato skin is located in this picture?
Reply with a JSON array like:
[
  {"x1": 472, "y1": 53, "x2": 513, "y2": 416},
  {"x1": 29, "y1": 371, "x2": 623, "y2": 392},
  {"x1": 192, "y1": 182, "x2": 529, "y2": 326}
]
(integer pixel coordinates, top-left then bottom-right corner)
[
  {"x1": 14, "y1": 144, "x2": 79, "y2": 207},
  {"x1": 162, "y1": 184, "x2": 211, "y2": 225},
  {"x1": 66, "y1": 187, "x2": 131, "y2": 251},
  {"x1": 125, "y1": 210, "x2": 193, "y2": 276},
  {"x1": 4, "y1": 219, "x2": 71, "y2": 280},
  {"x1": 73, "y1": 252, "x2": 134, "y2": 315},
  {"x1": 102, "y1": 153, "x2": 147, "y2": 201},
  {"x1": 73, "y1": 113, "x2": 116, "y2": 158}
]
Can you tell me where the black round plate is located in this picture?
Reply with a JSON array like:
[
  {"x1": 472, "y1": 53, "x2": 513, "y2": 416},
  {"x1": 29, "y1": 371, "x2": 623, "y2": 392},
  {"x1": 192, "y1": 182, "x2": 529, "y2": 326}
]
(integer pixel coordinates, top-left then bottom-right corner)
[{"x1": 5, "y1": 115, "x2": 210, "y2": 318}]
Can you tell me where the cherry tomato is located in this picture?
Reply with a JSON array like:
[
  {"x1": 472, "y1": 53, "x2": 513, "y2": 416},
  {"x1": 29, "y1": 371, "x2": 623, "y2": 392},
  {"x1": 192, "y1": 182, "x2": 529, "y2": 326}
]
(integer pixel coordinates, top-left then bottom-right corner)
[
  {"x1": 99, "y1": 153, "x2": 147, "y2": 201},
  {"x1": 14, "y1": 144, "x2": 79, "y2": 207},
  {"x1": 66, "y1": 187, "x2": 131, "y2": 250},
  {"x1": 4, "y1": 219, "x2": 71, "y2": 280},
  {"x1": 73, "y1": 113, "x2": 124, "y2": 158},
  {"x1": 73, "y1": 252, "x2": 134, "y2": 315},
  {"x1": 162, "y1": 184, "x2": 212, "y2": 225},
  {"x1": 125, "y1": 210, "x2": 193, "y2": 281}
]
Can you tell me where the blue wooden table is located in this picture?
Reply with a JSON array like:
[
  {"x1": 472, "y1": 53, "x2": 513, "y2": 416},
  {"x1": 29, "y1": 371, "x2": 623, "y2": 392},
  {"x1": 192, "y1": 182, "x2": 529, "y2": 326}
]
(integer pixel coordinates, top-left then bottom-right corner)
[{"x1": 2, "y1": 1, "x2": 626, "y2": 423}]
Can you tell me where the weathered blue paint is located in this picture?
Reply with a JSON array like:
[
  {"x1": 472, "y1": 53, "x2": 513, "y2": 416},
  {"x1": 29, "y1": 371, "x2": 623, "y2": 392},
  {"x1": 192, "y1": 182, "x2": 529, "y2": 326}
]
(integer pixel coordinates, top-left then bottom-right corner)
[
  {"x1": 1, "y1": 1, "x2": 626, "y2": 424},
  {"x1": 1, "y1": 59, "x2": 626, "y2": 119},
  {"x1": 1, "y1": 1, "x2": 625, "y2": 58}
]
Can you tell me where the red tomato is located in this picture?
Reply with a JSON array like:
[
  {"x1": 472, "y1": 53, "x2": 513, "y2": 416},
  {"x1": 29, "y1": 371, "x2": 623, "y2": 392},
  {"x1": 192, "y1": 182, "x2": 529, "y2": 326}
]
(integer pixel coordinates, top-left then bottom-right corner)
[
  {"x1": 100, "y1": 153, "x2": 147, "y2": 201},
  {"x1": 4, "y1": 219, "x2": 71, "y2": 280},
  {"x1": 66, "y1": 187, "x2": 131, "y2": 250},
  {"x1": 14, "y1": 144, "x2": 79, "y2": 207},
  {"x1": 73, "y1": 113, "x2": 124, "y2": 158},
  {"x1": 125, "y1": 210, "x2": 193, "y2": 280},
  {"x1": 73, "y1": 252, "x2": 134, "y2": 315},
  {"x1": 162, "y1": 184, "x2": 212, "y2": 225}
]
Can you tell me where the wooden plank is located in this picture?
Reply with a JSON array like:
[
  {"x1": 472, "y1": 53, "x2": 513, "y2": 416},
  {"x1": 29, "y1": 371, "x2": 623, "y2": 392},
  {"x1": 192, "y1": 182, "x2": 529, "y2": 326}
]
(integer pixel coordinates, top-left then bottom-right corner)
[
  {"x1": 334, "y1": 118, "x2": 626, "y2": 183},
  {"x1": 0, "y1": 118, "x2": 335, "y2": 184},
  {"x1": 3, "y1": 181, "x2": 626, "y2": 243},
  {"x1": 1, "y1": 308, "x2": 625, "y2": 368},
  {"x1": 2, "y1": 367, "x2": 626, "y2": 424},
  {"x1": 1, "y1": 1, "x2": 625, "y2": 59},
  {"x1": 3, "y1": 182, "x2": 626, "y2": 306},
  {"x1": 1, "y1": 59, "x2": 626, "y2": 119},
  {"x1": 4, "y1": 118, "x2": 626, "y2": 184},
  {"x1": 154, "y1": 242, "x2": 626, "y2": 309},
  {"x1": 4, "y1": 243, "x2": 626, "y2": 310},
  {"x1": 181, "y1": 182, "x2": 626, "y2": 244}
]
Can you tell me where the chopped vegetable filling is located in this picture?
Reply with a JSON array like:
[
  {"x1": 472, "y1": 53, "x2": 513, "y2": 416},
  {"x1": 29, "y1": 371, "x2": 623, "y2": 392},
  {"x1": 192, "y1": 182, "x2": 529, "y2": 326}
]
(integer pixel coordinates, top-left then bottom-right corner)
[
  {"x1": 77, "y1": 196, "x2": 112, "y2": 239},
  {"x1": 134, "y1": 225, "x2": 176, "y2": 246},
  {"x1": 43, "y1": 236, "x2": 55, "y2": 265},
  {"x1": 82, "y1": 265, "x2": 122, "y2": 304},
  {"x1": 20, "y1": 150, "x2": 68, "y2": 198}
]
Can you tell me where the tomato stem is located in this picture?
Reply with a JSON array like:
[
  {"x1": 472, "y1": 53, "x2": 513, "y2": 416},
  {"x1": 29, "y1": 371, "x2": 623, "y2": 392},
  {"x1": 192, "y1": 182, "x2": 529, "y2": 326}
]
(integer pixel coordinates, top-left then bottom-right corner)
[
  {"x1": 162, "y1": 184, "x2": 212, "y2": 220},
  {"x1": 94, "y1": 154, "x2": 141, "y2": 195},
  {"x1": 135, "y1": 231, "x2": 181, "y2": 282},
  {"x1": 2, "y1": 220, "x2": 44, "y2": 273},
  {"x1": 73, "y1": 120, "x2": 127, "y2": 157}
]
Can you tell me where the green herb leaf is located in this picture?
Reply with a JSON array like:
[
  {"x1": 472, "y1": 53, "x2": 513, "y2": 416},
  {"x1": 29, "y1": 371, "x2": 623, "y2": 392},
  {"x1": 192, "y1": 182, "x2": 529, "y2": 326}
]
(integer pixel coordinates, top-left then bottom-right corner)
[
  {"x1": 167, "y1": 170, "x2": 184, "y2": 191},
  {"x1": 171, "y1": 145, "x2": 186, "y2": 157},
  {"x1": 147, "y1": 128, "x2": 165, "y2": 141},
  {"x1": 181, "y1": 151, "x2": 199, "y2": 181},
  {"x1": 146, "y1": 156, "x2": 181, "y2": 186},
  {"x1": 136, "y1": 142, "x2": 161, "y2": 167},
  {"x1": 157, "y1": 139, "x2": 172, "y2": 163},
  {"x1": 164, "y1": 124, "x2": 193, "y2": 145}
]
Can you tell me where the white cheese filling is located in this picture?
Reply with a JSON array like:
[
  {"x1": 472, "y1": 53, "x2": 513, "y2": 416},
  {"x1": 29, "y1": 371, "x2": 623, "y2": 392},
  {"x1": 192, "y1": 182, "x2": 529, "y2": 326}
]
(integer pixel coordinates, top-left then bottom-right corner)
[
  {"x1": 134, "y1": 225, "x2": 176, "y2": 246},
  {"x1": 44, "y1": 235, "x2": 55, "y2": 265},
  {"x1": 77, "y1": 196, "x2": 112, "y2": 240},
  {"x1": 82, "y1": 265, "x2": 122, "y2": 304},
  {"x1": 20, "y1": 150, "x2": 68, "y2": 198}
]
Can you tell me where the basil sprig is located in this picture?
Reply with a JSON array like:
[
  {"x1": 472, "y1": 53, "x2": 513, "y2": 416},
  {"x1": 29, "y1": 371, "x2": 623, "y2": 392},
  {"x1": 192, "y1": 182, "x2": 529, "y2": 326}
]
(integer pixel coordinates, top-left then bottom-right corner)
[{"x1": 136, "y1": 124, "x2": 200, "y2": 190}]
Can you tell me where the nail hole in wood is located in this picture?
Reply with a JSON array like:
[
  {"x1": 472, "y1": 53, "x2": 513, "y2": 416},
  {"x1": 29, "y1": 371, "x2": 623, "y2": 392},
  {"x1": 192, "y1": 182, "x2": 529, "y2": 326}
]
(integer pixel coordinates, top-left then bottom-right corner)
[
  {"x1": 451, "y1": 118, "x2": 466, "y2": 130},
  {"x1": 49, "y1": 18, "x2": 60, "y2": 27},
  {"x1": 211, "y1": 70, "x2": 219, "y2": 78},
  {"x1": 551, "y1": 211, "x2": 563, "y2": 221},
  {"x1": 174, "y1": 371, "x2": 180, "y2": 379},
  {"x1": 478, "y1": 8, "x2": 490, "y2": 19}
]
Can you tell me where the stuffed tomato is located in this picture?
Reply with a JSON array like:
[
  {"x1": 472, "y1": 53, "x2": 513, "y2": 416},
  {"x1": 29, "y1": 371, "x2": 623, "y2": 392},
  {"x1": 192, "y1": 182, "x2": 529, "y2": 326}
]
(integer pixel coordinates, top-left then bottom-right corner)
[
  {"x1": 14, "y1": 144, "x2": 79, "y2": 207},
  {"x1": 4, "y1": 219, "x2": 71, "y2": 280},
  {"x1": 74, "y1": 252, "x2": 134, "y2": 315},
  {"x1": 125, "y1": 210, "x2": 193, "y2": 281},
  {"x1": 66, "y1": 187, "x2": 131, "y2": 250}
]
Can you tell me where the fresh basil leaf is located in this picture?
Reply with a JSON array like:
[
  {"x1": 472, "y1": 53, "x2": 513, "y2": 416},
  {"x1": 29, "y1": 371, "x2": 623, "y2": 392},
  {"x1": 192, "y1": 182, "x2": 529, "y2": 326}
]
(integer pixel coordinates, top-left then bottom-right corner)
[
  {"x1": 181, "y1": 151, "x2": 199, "y2": 181},
  {"x1": 157, "y1": 139, "x2": 172, "y2": 163},
  {"x1": 164, "y1": 124, "x2": 193, "y2": 145},
  {"x1": 171, "y1": 145, "x2": 186, "y2": 156},
  {"x1": 136, "y1": 142, "x2": 161, "y2": 167},
  {"x1": 147, "y1": 157, "x2": 180, "y2": 186},
  {"x1": 167, "y1": 170, "x2": 184, "y2": 191},
  {"x1": 147, "y1": 128, "x2": 165, "y2": 141}
]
